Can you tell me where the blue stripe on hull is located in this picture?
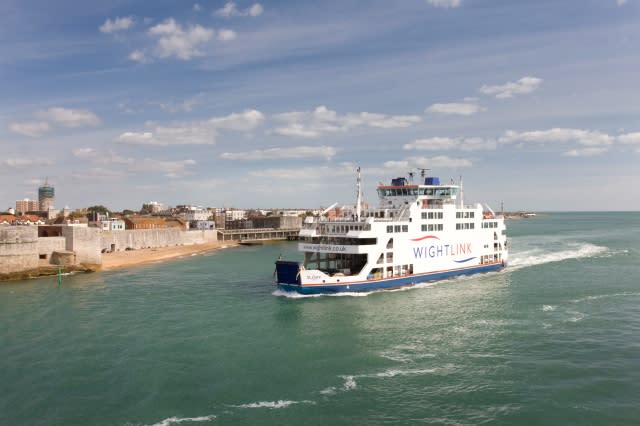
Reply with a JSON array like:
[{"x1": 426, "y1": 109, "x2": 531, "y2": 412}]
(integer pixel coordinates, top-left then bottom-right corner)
[{"x1": 277, "y1": 263, "x2": 505, "y2": 295}]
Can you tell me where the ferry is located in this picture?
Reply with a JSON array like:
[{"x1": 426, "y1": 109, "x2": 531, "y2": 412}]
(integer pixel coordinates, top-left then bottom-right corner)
[{"x1": 275, "y1": 168, "x2": 507, "y2": 294}]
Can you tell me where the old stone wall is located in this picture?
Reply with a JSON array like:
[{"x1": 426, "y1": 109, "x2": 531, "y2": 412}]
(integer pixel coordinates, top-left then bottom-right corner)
[
  {"x1": 37, "y1": 237, "x2": 66, "y2": 263},
  {"x1": 63, "y1": 226, "x2": 102, "y2": 266},
  {"x1": 0, "y1": 227, "x2": 39, "y2": 274},
  {"x1": 100, "y1": 229, "x2": 217, "y2": 252}
]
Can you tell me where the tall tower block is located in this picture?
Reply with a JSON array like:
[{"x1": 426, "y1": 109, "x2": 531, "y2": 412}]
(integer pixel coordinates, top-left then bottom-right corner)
[{"x1": 38, "y1": 179, "x2": 55, "y2": 212}]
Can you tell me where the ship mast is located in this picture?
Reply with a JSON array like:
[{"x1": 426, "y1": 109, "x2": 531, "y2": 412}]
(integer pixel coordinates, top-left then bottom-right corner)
[
  {"x1": 356, "y1": 167, "x2": 362, "y2": 221},
  {"x1": 459, "y1": 175, "x2": 464, "y2": 208}
]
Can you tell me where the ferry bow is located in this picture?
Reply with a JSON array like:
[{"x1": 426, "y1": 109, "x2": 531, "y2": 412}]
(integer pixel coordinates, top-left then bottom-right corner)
[{"x1": 275, "y1": 168, "x2": 507, "y2": 294}]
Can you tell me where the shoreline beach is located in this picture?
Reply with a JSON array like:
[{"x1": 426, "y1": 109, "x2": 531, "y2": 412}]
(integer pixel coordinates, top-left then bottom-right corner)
[{"x1": 101, "y1": 241, "x2": 238, "y2": 271}]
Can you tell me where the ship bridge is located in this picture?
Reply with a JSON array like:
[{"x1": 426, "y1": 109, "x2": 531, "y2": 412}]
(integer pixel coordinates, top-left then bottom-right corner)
[{"x1": 376, "y1": 176, "x2": 459, "y2": 210}]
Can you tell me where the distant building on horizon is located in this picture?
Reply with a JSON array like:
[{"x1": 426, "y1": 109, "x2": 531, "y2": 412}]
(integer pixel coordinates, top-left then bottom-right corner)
[
  {"x1": 15, "y1": 198, "x2": 40, "y2": 214},
  {"x1": 38, "y1": 180, "x2": 55, "y2": 212}
]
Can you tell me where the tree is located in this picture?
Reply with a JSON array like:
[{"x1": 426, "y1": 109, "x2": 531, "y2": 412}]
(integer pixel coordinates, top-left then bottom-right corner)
[{"x1": 86, "y1": 205, "x2": 111, "y2": 221}]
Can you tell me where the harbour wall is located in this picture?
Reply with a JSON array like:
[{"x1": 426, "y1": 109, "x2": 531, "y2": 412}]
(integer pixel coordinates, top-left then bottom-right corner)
[
  {"x1": 1, "y1": 227, "x2": 218, "y2": 281},
  {"x1": 100, "y1": 229, "x2": 217, "y2": 252},
  {"x1": 37, "y1": 236, "x2": 66, "y2": 260},
  {"x1": 0, "y1": 227, "x2": 39, "y2": 275}
]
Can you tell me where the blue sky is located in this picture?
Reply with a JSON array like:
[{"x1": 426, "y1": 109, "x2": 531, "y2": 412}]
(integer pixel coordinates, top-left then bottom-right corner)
[{"x1": 1, "y1": 0, "x2": 639, "y2": 212}]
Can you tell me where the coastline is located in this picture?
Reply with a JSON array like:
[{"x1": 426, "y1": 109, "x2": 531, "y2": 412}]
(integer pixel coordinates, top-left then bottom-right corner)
[{"x1": 101, "y1": 241, "x2": 239, "y2": 271}]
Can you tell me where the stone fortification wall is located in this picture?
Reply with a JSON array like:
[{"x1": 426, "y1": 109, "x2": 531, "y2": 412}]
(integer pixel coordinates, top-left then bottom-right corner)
[
  {"x1": 37, "y1": 237, "x2": 66, "y2": 262},
  {"x1": 63, "y1": 226, "x2": 102, "y2": 266},
  {"x1": 0, "y1": 227, "x2": 38, "y2": 274},
  {"x1": 101, "y1": 229, "x2": 217, "y2": 252}
]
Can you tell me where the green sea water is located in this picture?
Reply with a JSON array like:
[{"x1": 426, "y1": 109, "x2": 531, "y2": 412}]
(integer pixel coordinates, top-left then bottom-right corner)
[{"x1": 1, "y1": 212, "x2": 639, "y2": 425}]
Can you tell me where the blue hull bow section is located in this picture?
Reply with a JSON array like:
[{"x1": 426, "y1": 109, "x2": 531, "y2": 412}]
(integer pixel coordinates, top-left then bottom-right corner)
[
  {"x1": 276, "y1": 263, "x2": 505, "y2": 295},
  {"x1": 275, "y1": 260, "x2": 302, "y2": 285}
]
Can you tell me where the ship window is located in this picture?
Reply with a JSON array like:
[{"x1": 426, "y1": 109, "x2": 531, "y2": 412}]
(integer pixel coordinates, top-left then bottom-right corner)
[
  {"x1": 470, "y1": 212, "x2": 475, "y2": 218},
  {"x1": 402, "y1": 225, "x2": 408, "y2": 232},
  {"x1": 422, "y1": 224, "x2": 427, "y2": 231},
  {"x1": 387, "y1": 225, "x2": 392, "y2": 233},
  {"x1": 394, "y1": 225, "x2": 401, "y2": 232},
  {"x1": 426, "y1": 188, "x2": 433, "y2": 195}
]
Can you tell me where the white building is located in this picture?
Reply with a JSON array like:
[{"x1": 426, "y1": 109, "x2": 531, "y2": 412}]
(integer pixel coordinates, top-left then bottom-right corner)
[
  {"x1": 225, "y1": 210, "x2": 247, "y2": 221},
  {"x1": 180, "y1": 206, "x2": 210, "y2": 222}
]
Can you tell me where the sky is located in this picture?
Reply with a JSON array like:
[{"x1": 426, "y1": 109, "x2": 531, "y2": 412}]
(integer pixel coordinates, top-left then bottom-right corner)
[{"x1": 1, "y1": 0, "x2": 639, "y2": 212}]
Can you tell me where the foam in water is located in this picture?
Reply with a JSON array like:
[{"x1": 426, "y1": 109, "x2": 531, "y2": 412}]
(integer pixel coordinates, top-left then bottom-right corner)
[
  {"x1": 509, "y1": 242, "x2": 607, "y2": 271},
  {"x1": 374, "y1": 368, "x2": 437, "y2": 378},
  {"x1": 150, "y1": 414, "x2": 216, "y2": 426},
  {"x1": 233, "y1": 400, "x2": 314, "y2": 409},
  {"x1": 571, "y1": 292, "x2": 640, "y2": 304},
  {"x1": 542, "y1": 305, "x2": 557, "y2": 312}
]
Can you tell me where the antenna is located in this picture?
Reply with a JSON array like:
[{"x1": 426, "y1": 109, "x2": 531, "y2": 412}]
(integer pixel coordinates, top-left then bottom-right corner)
[
  {"x1": 459, "y1": 175, "x2": 464, "y2": 208},
  {"x1": 408, "y1": 171, "x2": 414, "y2": 183},
  {"x1": 355, "y1": 167, "x2": 362, "y2": 221},
  {"x1": 417, "y1": 168, "x2": 430, "y2": 178}
]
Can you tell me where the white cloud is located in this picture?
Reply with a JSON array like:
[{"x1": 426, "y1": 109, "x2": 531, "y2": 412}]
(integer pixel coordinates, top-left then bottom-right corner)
[
  {"x1": 136, "y1": 158, "x2": 197, "y2": 177},
  {"x1": 404, "y1": 137, "x2": 458, "y2": 151},
  {"x1": 479, "y1": 76, "x2": 542, "y2": 99},
  {"x1": 427, "y1": 0, "x2": 462, "y2": 8},
  {"x1": 563, "y1": 147, "x2": 609, "y2": 157},
  {"x1": 193, "y1": 3, "x2": 202, "y2": 12},
  {"x1": 8, "y1": 121, "x2": 51, "y2": 137},
  {"x1": 404, "y1": 136, "x2": 497, "y2": 151},
  {"x1": 617, "y1": 0, "x2": 628, "y2": 6},
  {"x1": 34, "y1": 107, "x2": 101, "y2": 128},
  {"x1": 414, "y1": 155, "x2": 472, "y2": 168},
  {"x1": 157, "y1": 95, "x2": 201, "y2": 113},
  {"x1": 502, "y1": 128, "x2": 614, "y2": 146},
  {"x1": 117, "y1": 124, "x2": 215, "y2": 146},
  {"x1": 248, "y1": 164, "x2": 355, "y2": 180},
  {"x1": 76, "y1": 150, "x2": 197, "y2": 178},
  {"x1": 1, "y1": 158, "x2": 54, "y2": 168},
  {"x1": 217, "y1": 29, "x2": 237, "y2": 41},
  {"x1": 272, "y1": 106, "x2": 421, "y2": 138},
  {"x1": 618, "y1": 132, "x2": 640, "y2": 145},
  {"x1": 216, "y1": 2, "x2": 264, "y2": 17},
  {"x1": 383, "y1": 160, "x2": 410, "y2": 169},
  {"x1": 129, "y1": 50, "x2": 149, "y2": 63},
  {"x1": 99, "y1": 16, "x2": 135, "y2": 34},
  {"x1": 149, "y1": 18, "x2": 215, "y2": 60},
  {"x1": 209, "y1": 109, "x2": 265, "y2": 130},
  {"x1": 72, "y1": 148, "x2": 98, "y2": 158},
  {"x1": 220, "y1": 146, "x2": 336, "y2": 161},
  {"x1": 426, "y1": 98, "x2": 485, "y2": 115},
  {"x1": 116, "y1": 131, "x2": 154, "y2": 144},
  {"x1": 9, "y1": 107, "x2": 100, "y2": 137},
  {"x1": 116, "y1": 109, "x2": 263, "y2": 147},
  {"x1": 247, "y1": 4, "x2": 264, "y2": 16}
]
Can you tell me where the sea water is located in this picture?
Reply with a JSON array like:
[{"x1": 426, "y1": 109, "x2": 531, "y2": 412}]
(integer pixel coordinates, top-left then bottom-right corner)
[{"x1": 1, "y1": 212, "x2": 639, "y2": 425}]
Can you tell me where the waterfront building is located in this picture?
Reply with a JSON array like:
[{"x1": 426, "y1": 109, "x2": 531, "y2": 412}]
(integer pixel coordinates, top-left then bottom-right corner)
[
  {"x1": 15, "y1": 199, "x2": 40, "y2": 213},
  {"x1": 225, "y1": 209, "x2": 247, "y2": 221}
]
